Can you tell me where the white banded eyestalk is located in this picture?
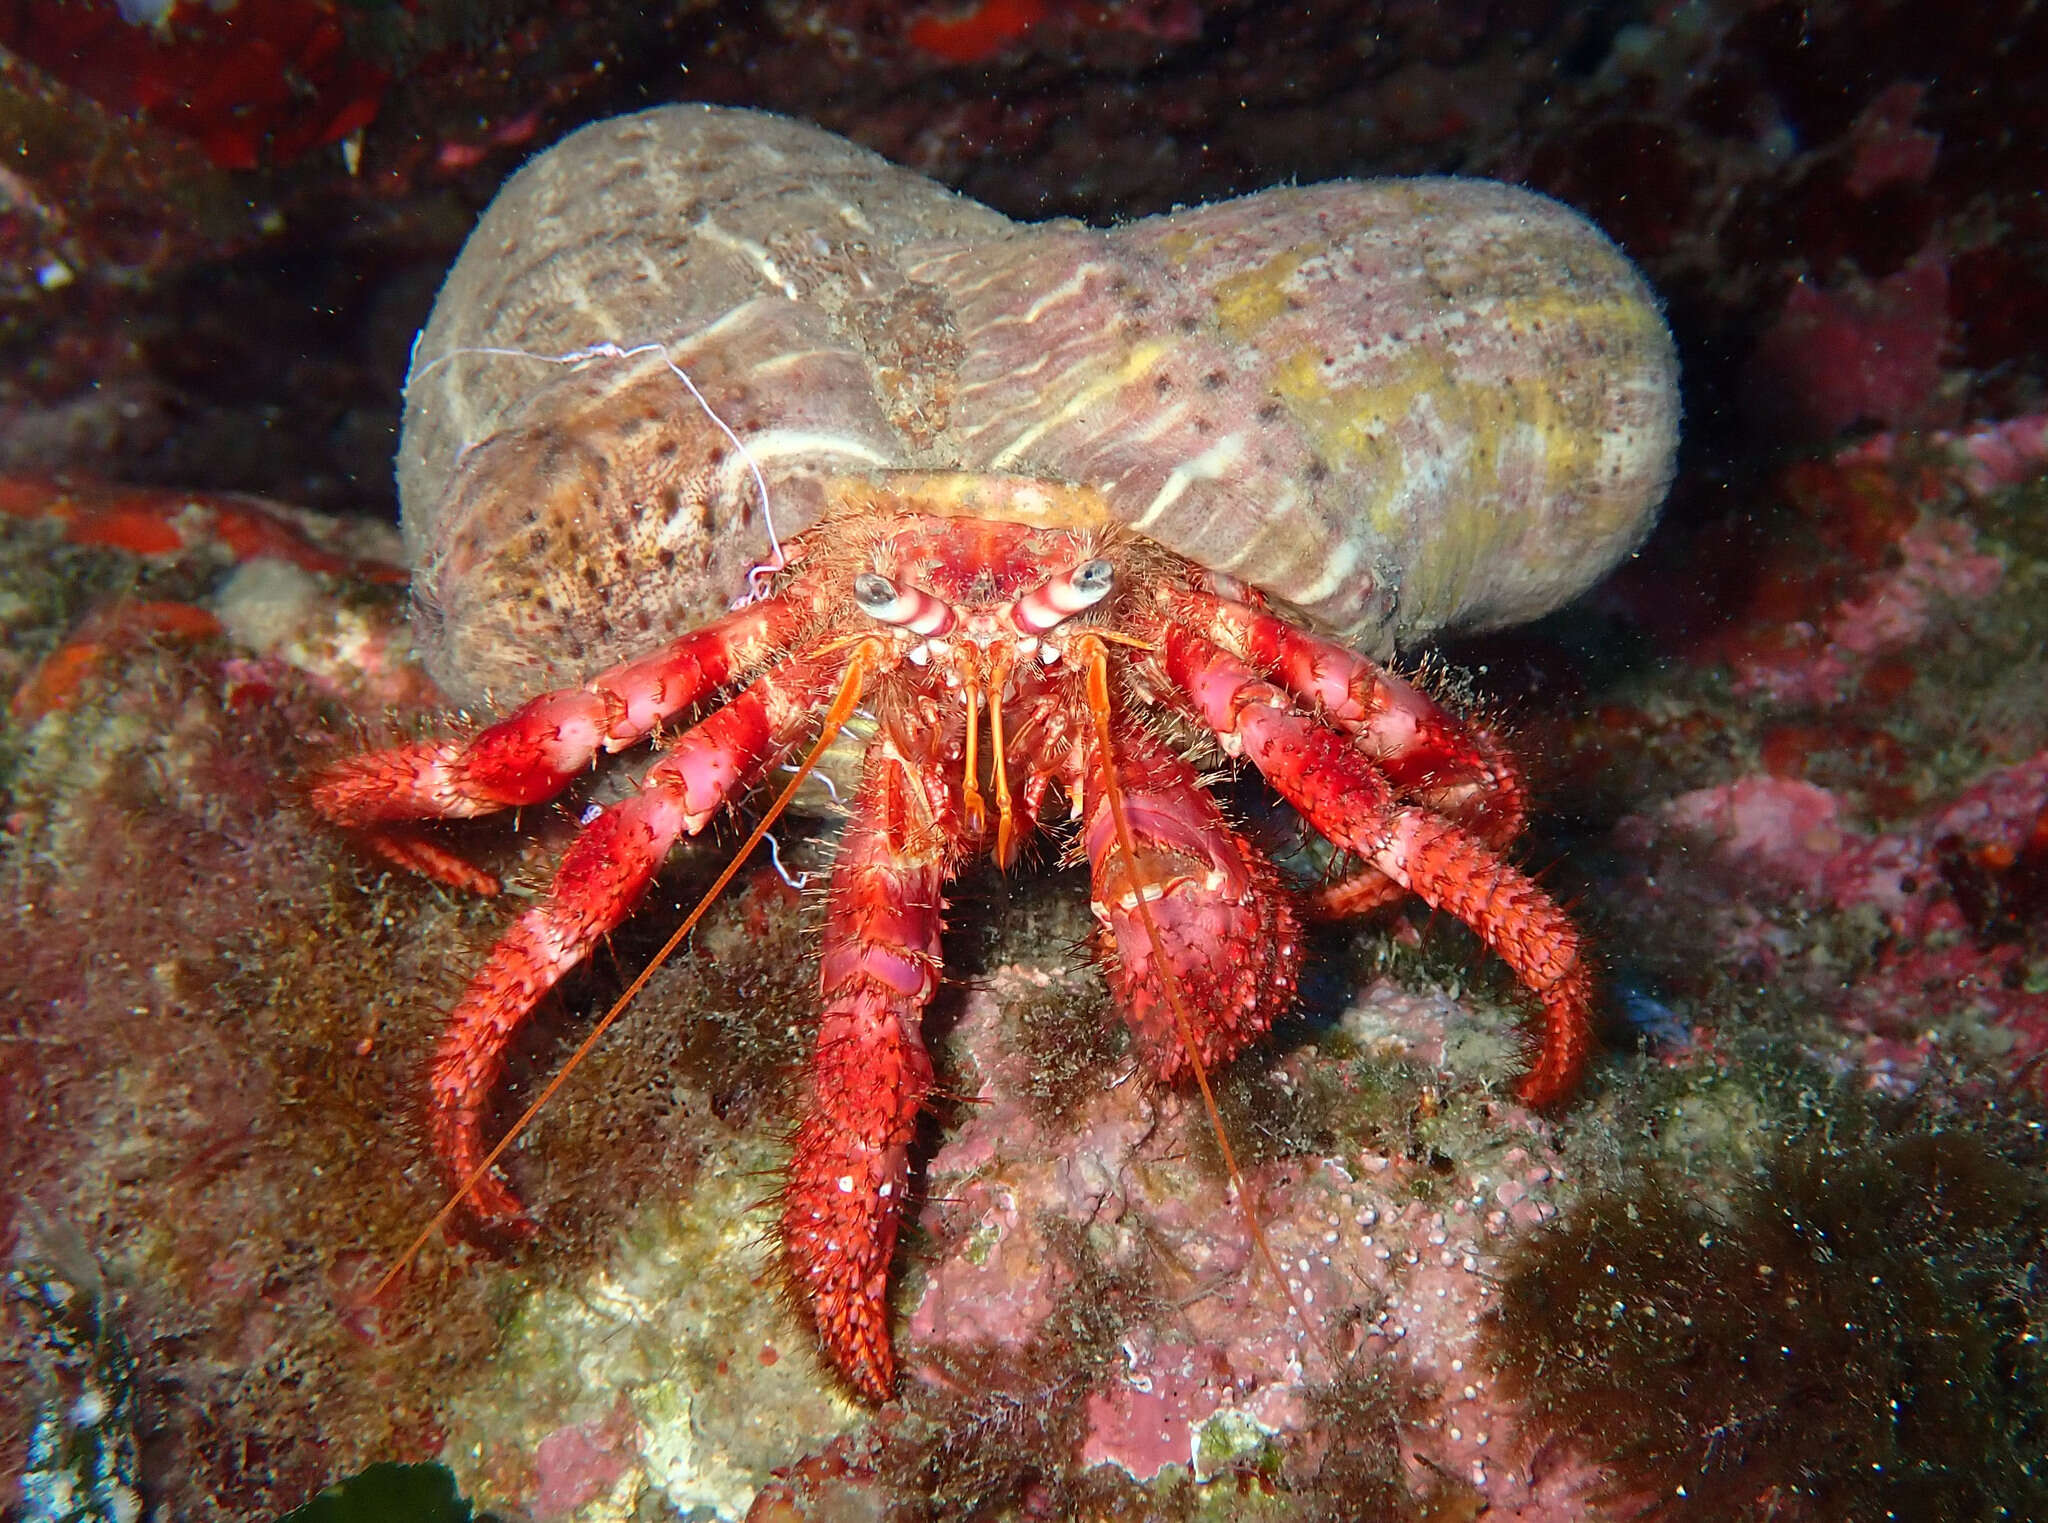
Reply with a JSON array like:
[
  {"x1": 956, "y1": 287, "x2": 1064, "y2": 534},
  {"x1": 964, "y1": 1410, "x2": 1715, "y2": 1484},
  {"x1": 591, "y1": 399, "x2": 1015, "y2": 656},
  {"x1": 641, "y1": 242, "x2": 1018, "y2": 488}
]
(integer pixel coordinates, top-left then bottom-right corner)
[
  {"x1": 1012, "y1": 557, "x2": 1114, "y2": 633},
  {"x1": 853, "y1": 572, "x2": 955, "y2": 635}
]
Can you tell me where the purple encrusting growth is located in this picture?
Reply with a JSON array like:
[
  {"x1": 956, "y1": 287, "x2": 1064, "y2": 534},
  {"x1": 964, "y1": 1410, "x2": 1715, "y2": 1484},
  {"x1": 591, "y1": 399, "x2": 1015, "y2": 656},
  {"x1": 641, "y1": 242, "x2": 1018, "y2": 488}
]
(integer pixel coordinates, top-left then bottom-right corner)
[{"x1": 896, "y1": 965, "x2": 1606, "y2": 1515}]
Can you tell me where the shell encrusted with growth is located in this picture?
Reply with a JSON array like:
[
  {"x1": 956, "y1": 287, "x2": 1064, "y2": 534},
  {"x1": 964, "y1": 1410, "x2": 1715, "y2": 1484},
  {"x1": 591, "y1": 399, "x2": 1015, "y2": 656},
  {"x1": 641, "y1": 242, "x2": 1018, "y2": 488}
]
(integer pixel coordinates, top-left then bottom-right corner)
[
  {"x1": 400, "y1": 104, "x2": 1676, "y2": 704},
  {"x1": 315, "y1": 104, "x2": 1679, "y2": 1402}
]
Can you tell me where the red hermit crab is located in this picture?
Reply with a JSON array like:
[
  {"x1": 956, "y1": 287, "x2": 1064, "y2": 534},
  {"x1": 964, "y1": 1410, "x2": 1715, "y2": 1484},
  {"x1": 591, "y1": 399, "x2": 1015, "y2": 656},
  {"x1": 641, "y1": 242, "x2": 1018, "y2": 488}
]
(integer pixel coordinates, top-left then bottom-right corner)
[{"x1": 310, "y1": 106, "x2": 1678, "y2": 1402}]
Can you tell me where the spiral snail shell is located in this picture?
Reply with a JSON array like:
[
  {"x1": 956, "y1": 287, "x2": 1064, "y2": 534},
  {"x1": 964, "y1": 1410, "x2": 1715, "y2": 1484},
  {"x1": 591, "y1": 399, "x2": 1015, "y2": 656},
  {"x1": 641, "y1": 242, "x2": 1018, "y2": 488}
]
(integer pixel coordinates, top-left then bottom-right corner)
[{"x1": 399, "y1": 104, "x2": 1677, "y2": 704}]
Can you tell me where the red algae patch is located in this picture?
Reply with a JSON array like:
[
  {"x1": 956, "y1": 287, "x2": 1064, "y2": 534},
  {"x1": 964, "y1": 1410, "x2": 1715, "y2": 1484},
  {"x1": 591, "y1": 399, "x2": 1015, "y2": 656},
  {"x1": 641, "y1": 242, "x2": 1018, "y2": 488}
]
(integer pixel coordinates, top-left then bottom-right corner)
[{"x1": 894, "y1": 966, "x2": 1613, "y2": 1516}]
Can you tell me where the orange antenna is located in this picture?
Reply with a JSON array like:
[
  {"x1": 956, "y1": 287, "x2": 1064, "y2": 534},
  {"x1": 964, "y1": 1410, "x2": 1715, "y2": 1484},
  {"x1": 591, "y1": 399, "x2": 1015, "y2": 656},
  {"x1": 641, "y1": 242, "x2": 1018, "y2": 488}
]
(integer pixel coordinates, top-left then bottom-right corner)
[
  {"x1": 961, "y1": 665, "x2": 987, "y2": 837},
  {"x1": 987, "y1": 647, "x2": 1018, "y2": 868},
  {"x1": 1079, "y1": 637, "x2": 1332, "y2": 1379},
  {"x1": 370, "y1": 641, "x2": 882, "y2": 1302}
]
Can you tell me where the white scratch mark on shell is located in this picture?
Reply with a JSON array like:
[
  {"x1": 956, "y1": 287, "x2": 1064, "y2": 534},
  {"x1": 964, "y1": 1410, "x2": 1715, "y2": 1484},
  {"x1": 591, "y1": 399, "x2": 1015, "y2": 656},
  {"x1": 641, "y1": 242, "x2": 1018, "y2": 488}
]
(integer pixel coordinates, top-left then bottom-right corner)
[
  {"x1": 692, "y1": 217, "x2": 800, "y2": 301},
  {"x1": 1133, "y1": 433, "x2": 1249, "y2": 530},
  {"x1": 989, "y1": 345, "x2": 1167, "y2": 469}
]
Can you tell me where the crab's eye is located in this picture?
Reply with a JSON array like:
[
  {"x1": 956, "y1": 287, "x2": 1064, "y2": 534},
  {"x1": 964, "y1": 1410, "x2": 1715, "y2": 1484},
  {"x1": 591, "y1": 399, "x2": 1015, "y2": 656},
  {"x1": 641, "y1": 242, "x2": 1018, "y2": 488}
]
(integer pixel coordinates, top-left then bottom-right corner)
[
  {"x1": 853, "y1": 572, "x2": 898, "y2": 613},
  {"x1": 1072, "y1": 558, "x2": 1115, "y2": 597},
  {"x1": 1013, "y1": 557, "x2": 1116, "y2": 632},
  {"x1": 853, "y1": 571, "x2": 954, "y2": 635}
]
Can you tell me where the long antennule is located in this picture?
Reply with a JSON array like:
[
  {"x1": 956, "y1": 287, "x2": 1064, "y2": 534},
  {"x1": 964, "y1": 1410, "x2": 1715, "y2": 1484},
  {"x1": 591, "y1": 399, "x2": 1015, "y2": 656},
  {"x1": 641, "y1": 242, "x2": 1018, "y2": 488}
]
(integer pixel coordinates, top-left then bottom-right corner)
[
  {"x1": 369, "y1": 640, "x2": 882, "y2": 1303},
  {"x1": 1078, "y1": 638, "x2": 1330, "y2": 1378}
]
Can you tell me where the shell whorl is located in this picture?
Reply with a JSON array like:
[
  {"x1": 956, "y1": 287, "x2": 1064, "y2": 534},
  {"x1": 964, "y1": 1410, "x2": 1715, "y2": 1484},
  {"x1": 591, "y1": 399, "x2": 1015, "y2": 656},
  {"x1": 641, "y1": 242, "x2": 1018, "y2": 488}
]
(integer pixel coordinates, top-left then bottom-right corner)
[{"x1": 402, "y1": 104, "x2": 1678, "y2": 703}]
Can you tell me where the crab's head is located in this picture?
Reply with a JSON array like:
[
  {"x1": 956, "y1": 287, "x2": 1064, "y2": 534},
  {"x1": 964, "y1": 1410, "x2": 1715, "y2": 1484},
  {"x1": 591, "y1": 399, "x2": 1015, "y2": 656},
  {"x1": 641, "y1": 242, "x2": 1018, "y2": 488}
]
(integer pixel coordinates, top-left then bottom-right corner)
[
  {"x1": 817, "y1": 472, "x2": 1138, "y2": 694},
  {"x1": 852, "y1": 519, "x2": 1117, "y2": 682}
]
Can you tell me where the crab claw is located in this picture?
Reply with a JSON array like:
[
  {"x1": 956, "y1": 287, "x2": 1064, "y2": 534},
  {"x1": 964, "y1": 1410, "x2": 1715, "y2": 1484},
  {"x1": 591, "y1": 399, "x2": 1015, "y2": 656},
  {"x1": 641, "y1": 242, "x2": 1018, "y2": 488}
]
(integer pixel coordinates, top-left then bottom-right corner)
[{"x1": 1083, "y1": 731, "x2": 1303, "y2": 1081}]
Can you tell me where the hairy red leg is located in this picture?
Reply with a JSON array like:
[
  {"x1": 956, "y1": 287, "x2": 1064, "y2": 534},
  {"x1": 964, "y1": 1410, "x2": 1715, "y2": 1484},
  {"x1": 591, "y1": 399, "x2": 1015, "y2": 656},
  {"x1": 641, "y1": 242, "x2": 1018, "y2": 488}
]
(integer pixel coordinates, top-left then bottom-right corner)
[
  {"x1": 348, "y1": 825, "x2": 506, "y2": 896},
  {"x1": 781, "y1": 745, "x2": 954, "y2": 1401},
  {"x1": 1312, "y1": 870, "x2": 1409, "y2": 919},
  {"x1": 1079, "y1": 725, "x2": 1302, "y2": 1080},
  {"x1": 1162, "y1": 626, "x2": 1593, "y2": 1107},
  {"x1": 1367, "y1": 812, "x2": 1595, "y2": 1106},
  {"x1": 307, "y1": 598, "x2": 800, "y2": 857},
  {"x1": 432, "y1": 658, "x2": 835, "y2": 1226},
  {"x1": 1314, "y1": 706, "x2": 1531, "y2": 917},
  {"x1": 1170, "y1": 588, "x2": 1530, "y2": 919},
  {"x1": 1171, "y1": 588, "x2": 1528, "y2": 843},
  {"x1": 1309, "y1": 712, "x2": 1529, "y2": 918}
]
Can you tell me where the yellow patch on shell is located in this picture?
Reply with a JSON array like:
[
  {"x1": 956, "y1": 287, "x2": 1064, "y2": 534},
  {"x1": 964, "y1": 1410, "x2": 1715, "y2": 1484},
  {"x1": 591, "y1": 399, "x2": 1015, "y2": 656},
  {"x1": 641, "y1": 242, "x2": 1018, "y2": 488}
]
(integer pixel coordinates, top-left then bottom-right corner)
[{"x1": 1206, "y1": 247, "x2": 1314, "y2": 338}]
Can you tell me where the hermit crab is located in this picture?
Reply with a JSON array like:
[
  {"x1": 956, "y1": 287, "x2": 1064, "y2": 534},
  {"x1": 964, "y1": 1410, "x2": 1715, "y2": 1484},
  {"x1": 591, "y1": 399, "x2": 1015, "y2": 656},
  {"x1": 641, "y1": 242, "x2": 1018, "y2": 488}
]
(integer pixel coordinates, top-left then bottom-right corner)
[{"x1": 310, "y1": 105, "x2": 1679, "y2": 1402}]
